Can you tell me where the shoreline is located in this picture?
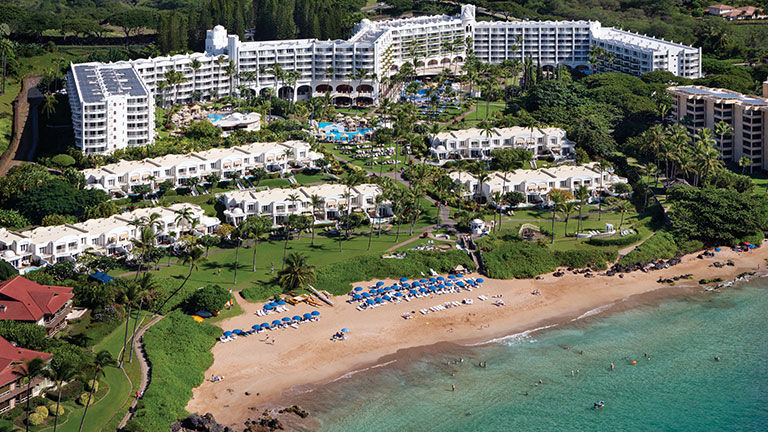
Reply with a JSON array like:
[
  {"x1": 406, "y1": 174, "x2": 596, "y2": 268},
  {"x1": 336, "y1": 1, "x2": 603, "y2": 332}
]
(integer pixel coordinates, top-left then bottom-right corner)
[{"x1": 186, "y1": 246, "x2": 768, "y2": 428}]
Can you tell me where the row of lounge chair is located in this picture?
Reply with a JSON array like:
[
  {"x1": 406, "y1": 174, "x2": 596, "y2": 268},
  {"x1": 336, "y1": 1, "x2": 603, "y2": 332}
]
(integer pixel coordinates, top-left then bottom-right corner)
[
  {"x1": 218, "y1": 315, "x2": 320, "y2": 343},
  {"x1": 255, "y1": 306, "x2": 289, "y2": 317},
  {"x1": 419, "y1": 299, "x2": 474, "y2": 315}
]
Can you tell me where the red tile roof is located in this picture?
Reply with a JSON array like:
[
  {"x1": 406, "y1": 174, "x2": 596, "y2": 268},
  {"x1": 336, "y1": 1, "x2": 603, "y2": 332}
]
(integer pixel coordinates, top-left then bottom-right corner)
[
  {"x1": 0, "y1": 276, "x2": 73, "y2": 323},
  {"x1": 0, "y1": 336, "x2": 51, "y2": 386}
]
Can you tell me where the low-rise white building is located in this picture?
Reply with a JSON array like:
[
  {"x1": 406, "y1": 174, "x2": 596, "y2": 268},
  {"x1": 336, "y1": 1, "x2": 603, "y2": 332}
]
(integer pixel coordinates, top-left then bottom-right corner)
[
  {"x1": 220, "y1": 184, "x2": 387, "y2": 226},
  {"x1": 83, "y1": 141, "x2": 322, "y2": 194},
  {"x1": 450, "y1": 163, "x2": 626, "y2": 202},
  {"x1": 0, "y1": 204, "x2": 220, "y2": 273},
  {"x1": 430, "y1": 126, "x2": 575, "y2": 161}
]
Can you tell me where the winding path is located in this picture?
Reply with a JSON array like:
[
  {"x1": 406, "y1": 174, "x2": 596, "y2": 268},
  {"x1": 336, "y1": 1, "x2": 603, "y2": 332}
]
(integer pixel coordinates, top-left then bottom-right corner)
[{"x1": 117, "y1": 314, "x2": 164, "y2": 430}]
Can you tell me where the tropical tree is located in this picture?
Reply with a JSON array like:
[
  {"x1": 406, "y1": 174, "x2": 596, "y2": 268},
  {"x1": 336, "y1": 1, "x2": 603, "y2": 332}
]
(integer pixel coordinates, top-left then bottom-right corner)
[
  {"x1": 558, "y1": 200, "x2": 577, "y2": 237},
  {"x1": 282, "y1": 214, "x2": 310, "y2": 267},
  {"x1": 78, "y1": 351, "x2": 115, "y2": 432},
  {"x1": 309, "y1": 194, "x2": 324, "y2": 246},
  {"x1": 243, "y1": 215, "x2": 272, "y2": 271},
  {"x1": 127, "y1": 273, "x2": 158, "y2": 363},
  {"x1": 41, "y1": 93, "x2": 57, "y2": 118},
  {"x1": 14, "y1": 357, "x2": 47, "y2": 432},
  {"x1": 278, "y1": 252, "x2": 315, "y2": 293},
  {"x1": 0, "y1": 36, "x2": 13, "y2": 96},
  {"x1": 548, "y1": 189, "x2": 572, "y2": 244},
  {"x1": 47, "y1": 357, "x2": 78, "y2": 432},
  {"x1": 714, "y1": 120, "x2": 733, "y2": 157},
  {"x1": 189, "y1": 59, "x2": 202, "y2": 97},
  {"x1": 154, "y1": 246, "x2": 206, "y2": 314},
  {"x1": 616, "y1": 199, "x2": 633, "y2": 229},
  {"x1": 573, "y1": 185, "x2": 590, "y2": 233},
  {"x1": 115, "y1": 278, "x2": 142, "y2": 368},
  {"x1": 739, "y1": 156, "x2": 751, "y2": 173}
]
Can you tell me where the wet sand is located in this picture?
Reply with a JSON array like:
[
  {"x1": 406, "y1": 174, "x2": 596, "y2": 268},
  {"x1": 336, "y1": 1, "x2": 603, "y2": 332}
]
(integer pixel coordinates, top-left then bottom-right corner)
[{"x1": 186, "y1": 247, "x2": 768, "y2": 427}]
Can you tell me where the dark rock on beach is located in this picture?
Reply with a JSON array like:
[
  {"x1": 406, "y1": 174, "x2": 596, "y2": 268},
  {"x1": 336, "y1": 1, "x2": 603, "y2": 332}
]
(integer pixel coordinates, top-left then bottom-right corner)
[{"x1": 170, "y1": 413, "x2": 233, "y2": 432}]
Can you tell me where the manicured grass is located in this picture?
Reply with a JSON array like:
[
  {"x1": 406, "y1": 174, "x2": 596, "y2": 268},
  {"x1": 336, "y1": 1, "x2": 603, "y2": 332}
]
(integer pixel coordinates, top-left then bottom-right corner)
[
  {"x1": 322, "y1": 142, "x2": 409, "y2": 171},
  {"x1": 293, "y1": 171, "x2": 337, "y2": 185},
  {"x1": 462, "y1": 102, "x2": 506, "y2": 124},
  {"x1": 393, "y1": 237, "x2": 456, "y2": 253},
  {"x1": 258, "y1": 178, "x2": 292, "y2": 188}
]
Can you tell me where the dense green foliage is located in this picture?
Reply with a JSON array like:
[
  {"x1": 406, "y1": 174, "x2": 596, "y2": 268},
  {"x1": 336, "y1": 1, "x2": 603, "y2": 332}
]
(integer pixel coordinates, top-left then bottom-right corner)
[
  {"x1": 242, "y1": 250, "x2": 476, "y2": 299},
  {"x1": 617, "y1": 229, "x2": 704, "y2": 268},
  {"x1": 586, "y1": 233, "x2": 640, "y2": 247},
  {"x1": 184, "y1": 285, "x2": 231, "y2": 313},
  {"x1": 126, "y1": 311, "x2": 220, "y2": 432},
  {"x1": 0, "y1": 320, "x2": 48, "y2": 350},
  {"x1": 478, "y1": 232, "x2": 616, "y2": 278},
  {"x1": 668, "y1": 186, "x2": 768, "y2": 246}
]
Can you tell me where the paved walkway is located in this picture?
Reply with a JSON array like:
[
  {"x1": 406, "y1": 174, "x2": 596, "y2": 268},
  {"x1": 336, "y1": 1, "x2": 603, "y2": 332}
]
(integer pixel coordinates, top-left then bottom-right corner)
[{"x1": 117, "y1": 314, "x2": 164, "y2": 430}]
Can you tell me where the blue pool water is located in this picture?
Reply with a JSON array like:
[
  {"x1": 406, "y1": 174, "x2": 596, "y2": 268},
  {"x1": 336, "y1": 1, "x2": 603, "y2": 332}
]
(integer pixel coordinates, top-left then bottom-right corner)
[
  {"x1": 317, "y1": 122, "x2": 371, "y2": 141},
  {"x1": 293, "y1": 279, "x2": 768, "y2": 431},
  {"x1": 207, "y1": 113, "x2": 229, "y2": 122}
]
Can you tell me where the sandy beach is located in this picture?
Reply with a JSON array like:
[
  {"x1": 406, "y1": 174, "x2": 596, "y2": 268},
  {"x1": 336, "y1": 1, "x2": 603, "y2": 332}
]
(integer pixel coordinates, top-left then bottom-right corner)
[{"x1": 186, "y1": 247, "x2": 768, "y2": 426}]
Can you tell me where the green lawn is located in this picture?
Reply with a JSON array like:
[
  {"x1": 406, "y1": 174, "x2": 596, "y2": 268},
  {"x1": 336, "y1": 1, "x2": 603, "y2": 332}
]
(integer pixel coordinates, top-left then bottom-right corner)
[
  {"x1": 322, "y1": 142, "x2": 409, "y2": 171},
  {"x1": 293, "y1": 171, "x2": 336, "y2": 185}
]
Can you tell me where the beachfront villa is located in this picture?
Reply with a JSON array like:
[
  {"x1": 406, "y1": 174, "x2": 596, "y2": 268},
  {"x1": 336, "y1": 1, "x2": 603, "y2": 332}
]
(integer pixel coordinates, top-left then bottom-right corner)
[
  {"x1": 0, "y1": 276, "x2": 74, "y2": 335},
  {"x1": 67, "y1": 4, "x2": 701, "y2": 154},
  {"x1": 220, "y1": 184, "x2": 389, "y2": 226},
  {"x1": 0, "y1": 336, "x2": 52, "y2": 414},
  {"x1": 430, "y1": 127, "x2": 575, "y2": 161},
  {"x1": 667, "y1": 84, "x2": 768, "y2": 171},
  {"x1": 450, "y1": 163, "x2": 627, "y2": 203},
  {"x1": 82, "y1": 140, "x2": 322, "y2": 195},
  {"x1": 0, "y1": 204, "x2": 220, "y2": 273}
]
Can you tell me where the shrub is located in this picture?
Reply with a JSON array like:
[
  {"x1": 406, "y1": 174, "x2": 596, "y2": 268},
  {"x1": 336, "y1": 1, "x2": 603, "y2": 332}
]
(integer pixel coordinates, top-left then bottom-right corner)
[
  {"x1": 618, "y1": 230, "x2": 681, "y2": 268},
  {"x1": 34, "y1": 405, "x2": 49, "y2": 417},
  {"x1": 739, "y1": 231, "x2": 764, "y2": 247},
  {"x1": 47, "y1": 402, "x2": 64, "y2": 416},
  {"x1": 28, "y1": 412, "x2": 45, "y2": 426},
  {"x1": 51, "y1": 154, "x2": 76, "y2": 167},
  {"x1": 586, "y1": 233, "x2": 640, "y2": 247},
  {"x1": 554, "y1": 249, "x2": 616, "y2": 271},
  {"x1": 128, "y1": 311, "x2": 220, "y2": 431},
  {"x1": 49, "y1": 380, "x2": 83, "y2": 402},
  {"x1": 0, "y1": 209, "x2": 29, "y2": 229},
  {"x1": 184, "y1": 285, "x2": 231, "y2": 314},
  {"x1": 480, "y1": 240, "x2": 558, "y2": 279},
  {"x1": 86, "y1": 379, "x2": 99, "y2": 392},
  {"x1": 78, "y1": 392, "x2": 93, "y2": 406}
]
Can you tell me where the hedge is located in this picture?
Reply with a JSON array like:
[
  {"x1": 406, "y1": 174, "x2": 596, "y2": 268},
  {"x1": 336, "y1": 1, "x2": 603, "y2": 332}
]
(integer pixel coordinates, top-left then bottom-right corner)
[
  {"x1": 586, "y1": 233, "x2": 640, "y2": 247},
  {"x1": 617, "y1": 229, "x2": 703, "y2": 268},
  {"x1": 125, "y1": 310, "x2": 220, "y2": 432},
  {"x1": 242, "y1": 250, "x2": 477, "y2": 300}
]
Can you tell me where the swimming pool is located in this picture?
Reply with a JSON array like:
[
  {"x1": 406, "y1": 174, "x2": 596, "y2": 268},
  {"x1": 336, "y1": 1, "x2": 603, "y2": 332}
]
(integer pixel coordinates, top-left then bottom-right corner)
[
  {"x1": 317, "y1": 122, "x2": 372, "y2": 141},
  {"x1": 207, "y1": 113, "x2": 229, "y2": 122}
]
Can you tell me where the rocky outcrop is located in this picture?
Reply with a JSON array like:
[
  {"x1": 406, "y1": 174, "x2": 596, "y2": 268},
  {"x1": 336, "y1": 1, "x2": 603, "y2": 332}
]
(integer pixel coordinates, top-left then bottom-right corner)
[{"x1": 170, "y1": 413, "x2": 233, "y2": 432}]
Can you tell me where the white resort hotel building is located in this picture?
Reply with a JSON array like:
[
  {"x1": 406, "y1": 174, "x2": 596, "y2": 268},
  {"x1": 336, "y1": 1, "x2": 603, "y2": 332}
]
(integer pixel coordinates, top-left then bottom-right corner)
[
  {"x1": 220, "y1": 184, "x2": 388, "y2": 226},
  {"x1": 450, "y1": 163, "x2": 627, "y2": 203},
  {"x1": 0, "y1": 204, "x2": 220, "y2": 273},
  {"x1": 82, "y1": 140, "x2": 321, "y2": 195},
  {"x1": 430, "y1": 126, "x2": 575, "y2": 161},
  {"x1": 68, "y1": 4, "x2": 701, "y2": 154}
]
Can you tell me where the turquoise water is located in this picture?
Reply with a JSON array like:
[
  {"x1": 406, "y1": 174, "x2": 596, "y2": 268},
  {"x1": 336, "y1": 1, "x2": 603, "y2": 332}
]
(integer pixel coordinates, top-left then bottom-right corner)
[
  {"x1": 300, "y1": 280, "x2": 768, "y2": 431},
  {"x1": 317, "y1": 122, "x2": 372, "y2": 141},
  {"x1": 208, "y1": 113, "x2": 228, "y2": 122}
]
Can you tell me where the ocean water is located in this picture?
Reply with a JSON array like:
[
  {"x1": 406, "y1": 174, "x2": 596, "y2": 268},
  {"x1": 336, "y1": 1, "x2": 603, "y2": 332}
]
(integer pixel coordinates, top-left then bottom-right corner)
[{"x1": 298, "y1": 280, "x2": 768, "y2": 431}]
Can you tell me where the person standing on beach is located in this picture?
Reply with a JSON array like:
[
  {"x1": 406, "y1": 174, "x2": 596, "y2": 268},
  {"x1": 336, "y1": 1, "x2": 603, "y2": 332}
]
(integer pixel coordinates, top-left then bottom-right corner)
[{"x1": 452, "y1": 384, "x2": 455, "y2": 392}]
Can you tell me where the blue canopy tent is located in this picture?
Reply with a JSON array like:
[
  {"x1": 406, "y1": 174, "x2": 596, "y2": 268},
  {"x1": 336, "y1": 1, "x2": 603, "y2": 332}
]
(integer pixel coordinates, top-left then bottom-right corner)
[{"x1": 89, "y1": 271, "x2": 114, "y2": 284}]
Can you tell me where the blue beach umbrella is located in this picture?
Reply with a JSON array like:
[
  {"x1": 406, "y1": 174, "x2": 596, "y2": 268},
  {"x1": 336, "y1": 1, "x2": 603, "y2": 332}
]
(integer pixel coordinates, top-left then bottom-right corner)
[
  {"x1": 282, "y1": 317, "x2": 292, "y2": 322},
  {"x1": 395, "y1": 292, "x2": 403, "y2": 297},
  {"x1": 457, "y1": 281, "x2": 465, "y2": 287},
  {"x1": 383, "y1": 295, "x2": 392, "y2": 301},
  {"x1": 361, "y1": 292, "x2": 370, "y2": 298},
  {"x1": 353, "y1": 293, "x2": 362, "y2": 300},
  {"x1": 476, "y1": 278, "x2": 484, "y2": 283},
  {"x1": 446, "y1": 282, "x2": 453, "y2": 287},
  {"x1": 419, "y1": 287, "x2": 428, "y2": 293},
  {"x1": 223, "y1": 331, "x2": 233, "y2": 337},
  {"x1": 355, "y1": 287, "x2": 363, "y2": 291},
  {"x1": 311, "y1": 311, "x2": 320, "y2": 316},
  {"x1": 277, "y1": 300, "x2": 286, "y2": 306},
  {"x1": 420, "y1": 279, "x2": 428, "y2": 283},
  {"x1": 437, "y1": 276, "x2": 445, "y2": 281},
  {"x1": 402, "y1": 283, "x2": 410, "y2": 288},
  {"x1": 438, "y1": 284, "x2": 446, "y2": 289},
  {"x1": 233, "y1": 329, "x2": 243, "y2": 334},
  {"x1": 376, "y1": 281, "x2": 385, "y2": 287},
  {"x1": 400, "y1": 277, "x2": 408, "y2": 282},
  {"x1": 293, "y1": 316, "x2": 302, "y2": 321},
  {"x1": 448, "y1": 275, "x2": 456, "y2": 279},
  {"x1": 263, "y1": 304, "x2": 273, "y2": 310},
  {"x1": 366, "y1": 299, "x2": 374, "y2": 305},
  {"x1": 260, "y1": 323, "x2": 270, "y2": 328},
  {"x1": 456, "y1": 274, "x2": 464, "y2": 278},
  {"x1": 429, "y1": 277, "x2": 437, "y2": 283},
  {"x1": 412, "y1": 281, "x2": 420, "y2": 287},
  {"x1": 341, "y1": 328, "x2": 349, "y2": 333},
  {"x1": 271, "y1": 320, "x2": 281, "y2": 327},
  {"x1": 251, "y1": 325, "x2": 260, "y2": 330},
  {"x1": 374, "y1": 297, "x2": 382, "y2": 303}
]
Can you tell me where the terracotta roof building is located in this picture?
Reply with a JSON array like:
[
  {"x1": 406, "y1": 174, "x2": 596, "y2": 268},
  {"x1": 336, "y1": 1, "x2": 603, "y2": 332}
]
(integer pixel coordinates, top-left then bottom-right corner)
[
  {"x1": 0, "y1": 336, "x2": 52, "y2": 413},
  {"x1": 0, "y1": 276, "x2": 74, "y2": 335}
]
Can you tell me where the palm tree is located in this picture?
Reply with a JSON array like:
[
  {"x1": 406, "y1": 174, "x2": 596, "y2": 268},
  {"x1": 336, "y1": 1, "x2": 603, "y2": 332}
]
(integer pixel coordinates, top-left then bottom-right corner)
[
  {"x1": 616, "y1": 200, "x2": 633, "y2": 229},
  {"x1": 474, "y1": 171, "x2": 490, "y2": 204},
  {"x1": 559, "y1": 201, "x2": 577, "y2": 237},
  {"x1": 739, "y1": 155, "x2": 751, "y2": 173},
  {"x1": 174, "y1": 207, "x2": 197, "y2": 234},
  {"x1": 189, "y1": 59, "x2": 202, "y2": 97},
  {"x1": 155, "y1": 246, "x2": 206, "y2": 314},
  {"x1": 163, "y1": 69, "x2": 187, "y2": 108},
  {"x1": 278, "y1": 253, "x2": 315, "y2": 293},
  {"x1": 116, "y1": 279, "x2": 141, "y2": 368},
  {"x1": 573, "y1": 184, "x2": 589, "y2": 233},
  {"x1": 78, "y1": 351, "x2": 115, "y2": 432},
  {"x1": 597, "y1": 161, "x2": 612, "y2": 221},
  {"x1": 14, "y1": 357, "x2": 47, "y2": 432},
  {"x1": 129, "y1": 225, "x2": 155, "y2": 279},
  {"x1": 309, "y1": 194, "x2": 324, "y2": 246},
  {"x1": 714, "y1": 120, "x2": 733, "y2": 157},
  {"x1": 127, "y1": 273, "x2": 158, "y2": 363},
  {"x1": 41, "y1": 93, "x2": 57, "y2": 118},
  {"x1": 491, "y1": 190, "x2": 503, "y2": 232},
  {"x1": 548, "y1": 189, "x2": 569, "y2": 244},
  {"x1": 47, "y1": 359, "x2": 78, "y2": 432}
]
